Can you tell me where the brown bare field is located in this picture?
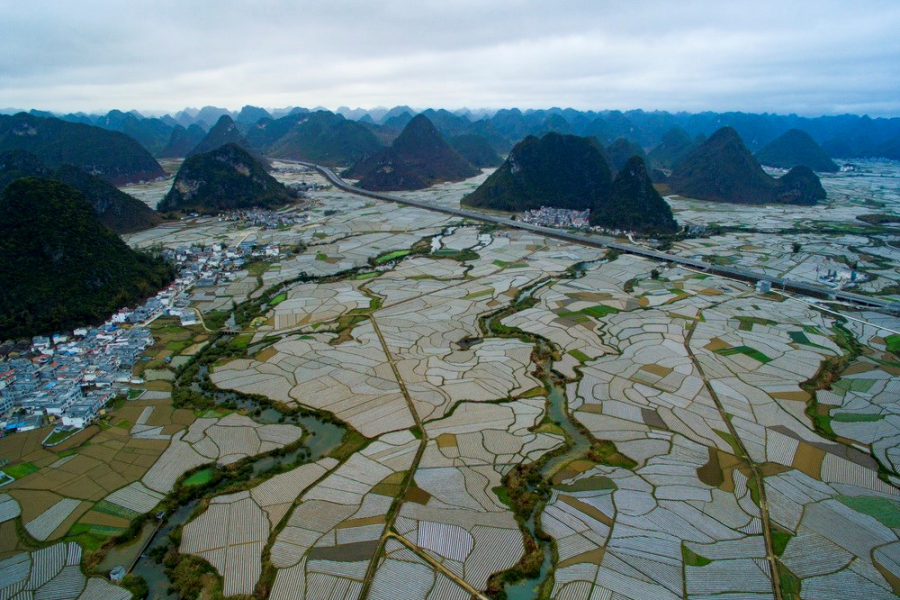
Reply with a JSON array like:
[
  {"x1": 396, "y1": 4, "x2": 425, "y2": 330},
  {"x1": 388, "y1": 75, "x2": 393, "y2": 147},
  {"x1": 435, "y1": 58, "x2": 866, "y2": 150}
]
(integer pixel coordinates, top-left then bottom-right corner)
[
  {"x1": 0, "y1": 521, "x2": 20, "y2": 558},
  {"x1": 704, "y1": 337, "x2": 731, "y2": 352},
  {"x1": 7, "y1": 489, "x2": 63, "y2": 523},
  {"x1": 49, "y1": 426, "x2": 100, "y2": 453},
  {"x1": 641, "y1": 364, "x2": 673, "y2": 377},
  {"x1": 0, "y1": 427, "x2": 54, "y2": 464},
  {"x1": 142, "y1": 380, "x2": 173, "y2": 392},
  {"x1": 172, "y1": 409, "x2": 196, "y2": 426},
  {"x1": 559, "y1": 548, "x2": 605, "y2": 569},
  {"x1": 78, "y1": 510, "x2": 132, "y2": 529},
  {"x1": 792, "y1": 442, "x2": 825, "y2": 478},
  {"x1": 436, "y1": 433, "x2": 457, "y2": 448},
  {"x1": 255, "y1": 347, "x2": 279, "y2": 362},
  {"x1": 771, "y1": 391, "x2": 810, "y2": 401}
]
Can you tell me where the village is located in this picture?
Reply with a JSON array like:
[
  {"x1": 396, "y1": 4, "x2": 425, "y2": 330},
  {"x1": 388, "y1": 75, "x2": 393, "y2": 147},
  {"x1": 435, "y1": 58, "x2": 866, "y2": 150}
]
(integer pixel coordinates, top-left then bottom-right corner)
[{"x1": 0, "y1": 234, "x2": 288, "y2": 440}]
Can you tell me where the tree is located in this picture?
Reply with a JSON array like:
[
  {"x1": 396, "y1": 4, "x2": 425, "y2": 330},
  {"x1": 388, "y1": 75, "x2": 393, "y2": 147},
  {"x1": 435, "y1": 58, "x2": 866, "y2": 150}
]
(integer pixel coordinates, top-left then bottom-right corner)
[
  {"x1": 651, "y1": 268, "x2": 661, "y2": 280},
  {"x1": 792, "y1": 241, "x2": 802, "y2": 253}
]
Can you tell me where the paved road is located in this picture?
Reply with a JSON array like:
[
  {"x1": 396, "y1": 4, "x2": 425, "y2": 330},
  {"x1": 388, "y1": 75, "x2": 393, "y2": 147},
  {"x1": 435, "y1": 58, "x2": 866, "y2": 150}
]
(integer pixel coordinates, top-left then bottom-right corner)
[{"x1": 289, "y1": 161, "x2": 900, "y2": 316}]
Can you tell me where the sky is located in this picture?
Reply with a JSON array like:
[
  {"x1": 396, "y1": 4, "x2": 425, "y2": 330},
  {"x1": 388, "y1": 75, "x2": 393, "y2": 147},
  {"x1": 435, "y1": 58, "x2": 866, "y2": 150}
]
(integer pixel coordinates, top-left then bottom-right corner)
[{"x1": 2, "y1": 0, "x2": 900, "y2": 117}]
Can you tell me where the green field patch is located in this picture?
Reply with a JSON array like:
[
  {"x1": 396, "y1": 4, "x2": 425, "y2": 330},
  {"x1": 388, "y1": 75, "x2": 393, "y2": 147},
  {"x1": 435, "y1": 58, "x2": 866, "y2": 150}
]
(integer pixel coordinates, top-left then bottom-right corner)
[
  {"x1": 231, "y1": 334, "x2": 253, "y2": 350},
  {"x1": 831, "y1": 412, "x2": 884, "y2": 423},
  {"x1": 714, "y1": 345, "x2": 772, "y2": 364},
  {"x1": 555, "y1": 311, "x2": 591, "y2": 323},
  {"x1": 492, "y1": 486, "x2": 512, "y2": 508},
  {"x1": 93, "y1": 500, "x2": 142, "y2": 520},
  {"x1": 736, "y1": 316, "x2": 778, "y2": 331},
  {"x1": 351, "y1": 271, "x2": 379, "y2": 280},
  {"x1": 837, "y1": 495, "x2": 900, "y2": 528},
  {"x1": 788, "y1": 331, "x2": 828, "y2": 349},
  {"x1": 44, "y1": 428, "x2": 79, "y2": 445},
  {"x1": 771, "y1": 529, "x2": 792, "y2": 556},
  {"x1": 315, "y1": 252, "x2": 329, "y2": 261},
  {"x1": 374, "y1": 250, "x2": 411, "y2": 264},
  {"x1": 555, "y1": 475, "x2": 617, "y2": 493},
  {"x1": 166, "y1": 339, "x2": 193, "y2": 354},
  {"x1": 67, "y1": 523, "x2": 125, "y2": 550},
  {"x1": 885, "y1": 334, "x2": 900, "y2": 354},
  {"x1": 270, "y1": 293, "x2": 287, "y2": 305},
  {"x1": 2, "y1": 462, "x2": 39, "y2": 479},
  {"x1": 492, "y1": 260, "x2": 509, "y2": 267},
  {"x1": 568, "y1": 349, "x2": 591, "y2": 363},
  {"x1": 580, "y1": 305, "x2": 620, "y2": 319},
  {"x1": 682, "y1": 545, "x2": 712, "y2": 567},
  {"x1": 463, "y1": 289, "x2": 493, "y2": 300},
  {"x1": 182, "y1": 468, "x2": 215, "y2": 487}
]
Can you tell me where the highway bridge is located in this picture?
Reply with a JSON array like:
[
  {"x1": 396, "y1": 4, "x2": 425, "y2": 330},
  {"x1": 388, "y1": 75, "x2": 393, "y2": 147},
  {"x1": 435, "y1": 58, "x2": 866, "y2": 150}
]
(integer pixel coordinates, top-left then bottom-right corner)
[{"x1": 289, "y1": 161, "x2": 900, "y2": 316}]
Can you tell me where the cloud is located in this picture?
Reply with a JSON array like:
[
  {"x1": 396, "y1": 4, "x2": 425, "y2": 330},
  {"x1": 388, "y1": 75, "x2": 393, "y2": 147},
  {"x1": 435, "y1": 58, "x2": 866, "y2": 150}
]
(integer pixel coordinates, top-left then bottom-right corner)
[{"x1": 2, "y1": 0, "x2": 899, "y2": 116}]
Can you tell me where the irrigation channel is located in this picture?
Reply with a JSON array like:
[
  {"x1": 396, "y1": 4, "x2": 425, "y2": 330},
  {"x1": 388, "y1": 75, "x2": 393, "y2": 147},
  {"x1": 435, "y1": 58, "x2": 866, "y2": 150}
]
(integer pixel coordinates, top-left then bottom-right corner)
[
  {"x1": 505, "y1": 380, "x2": 592, "y2": 600},
  {"x1": 111, "y1": 348, "x2": 346, "y2": 600},
  {"x1": 480, "y1": 264, "x2": 602, "y2": 600}
]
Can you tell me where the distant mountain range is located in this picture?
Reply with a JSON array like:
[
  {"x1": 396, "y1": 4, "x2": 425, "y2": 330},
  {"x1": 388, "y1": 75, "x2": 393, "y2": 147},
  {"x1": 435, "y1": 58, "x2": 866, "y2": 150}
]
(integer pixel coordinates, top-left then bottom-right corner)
[
  {"x1": 0, "y1": 178, "x2": 174, "y2": 339},
  {"x1": 669, "y1": 127, "x2": 826, "y2": 205},
  {"x1": 9, "y1": 105, "x2": 900, "y2": 163},
  {"x1": 158, "y1": 143, "x2": 296, "y2": 213}
]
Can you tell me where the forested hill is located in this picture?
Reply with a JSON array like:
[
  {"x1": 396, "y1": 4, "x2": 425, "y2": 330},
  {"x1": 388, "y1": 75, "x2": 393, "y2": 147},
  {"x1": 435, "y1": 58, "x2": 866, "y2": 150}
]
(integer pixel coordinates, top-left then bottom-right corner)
[{"x1": 0, "y1": 178, "x2": 174, "y2": 339}]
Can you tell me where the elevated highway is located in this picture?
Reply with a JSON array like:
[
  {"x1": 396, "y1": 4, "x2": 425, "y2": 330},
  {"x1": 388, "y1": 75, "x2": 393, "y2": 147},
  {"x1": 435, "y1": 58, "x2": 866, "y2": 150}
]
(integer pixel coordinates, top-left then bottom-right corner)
[{"x1": 289, "y1": 161, "x2": 900, "y2": 316}]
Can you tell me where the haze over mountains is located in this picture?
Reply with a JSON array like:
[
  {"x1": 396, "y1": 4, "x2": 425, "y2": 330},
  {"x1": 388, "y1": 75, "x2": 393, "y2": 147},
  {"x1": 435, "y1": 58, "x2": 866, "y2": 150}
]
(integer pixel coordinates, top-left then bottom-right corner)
[{"x1": 5, "y1": 105, "x2": 900, "y2": 163}]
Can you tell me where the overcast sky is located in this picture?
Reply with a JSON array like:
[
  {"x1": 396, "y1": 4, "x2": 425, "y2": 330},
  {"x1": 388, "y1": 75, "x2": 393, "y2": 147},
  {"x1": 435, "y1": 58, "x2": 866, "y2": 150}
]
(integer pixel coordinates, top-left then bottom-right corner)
[{"x1": 2, "y1": 0, "x2": 899, "y2": 117}]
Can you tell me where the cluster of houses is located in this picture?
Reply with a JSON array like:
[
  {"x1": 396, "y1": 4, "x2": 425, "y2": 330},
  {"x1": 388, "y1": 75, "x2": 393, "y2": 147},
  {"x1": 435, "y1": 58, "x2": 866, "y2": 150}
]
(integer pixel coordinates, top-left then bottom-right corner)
[
  {"x1": 218, "y1": 207, "x2": 310, "y2": 230},
  {"x1": 519, "y1": 206, "x2": 591, "y2": 229},
  {"x1": 0, "y1": 326, "x2": 153, "y2": 432},
  {"x1": 0, "y1": 238, "x2": 281, "y2": 436}
]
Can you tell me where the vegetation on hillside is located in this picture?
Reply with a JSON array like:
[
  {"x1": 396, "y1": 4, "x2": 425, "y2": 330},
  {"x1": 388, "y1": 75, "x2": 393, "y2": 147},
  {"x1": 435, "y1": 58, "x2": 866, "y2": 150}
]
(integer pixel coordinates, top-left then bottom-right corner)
[
  {"x1": 0, "y1": 150, "x2": 162, "y2": 233},
  {"x1": 158, "y1": 143, "x2": 295, "y2": 213},
  {"x1": 344, "y1": 114, "x2": 479, "y2": 191},
  {"x1": 590, "y1": 156, "x2": 678, "y2": 234},
  {"x1": 462, "y1": 132, "x2": 613, "y2": 212},
  {"x1": 0, "y1": 112, "x2": 165, "y2": 184},
  {"x1": 669, "y1": 126, "x2": 826, "y2": 205},
  {"x1": 755, "y1": 128, "x2": 839, "y2": 172},
  {"x1": 0, "y1": 178, "x2": 175, "y2": 339}
]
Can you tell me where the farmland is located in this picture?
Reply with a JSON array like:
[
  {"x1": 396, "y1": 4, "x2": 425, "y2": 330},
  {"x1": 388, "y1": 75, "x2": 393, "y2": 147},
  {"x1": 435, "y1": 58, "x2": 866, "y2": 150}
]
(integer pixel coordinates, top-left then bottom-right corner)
[{"x1": 2, "y1": 163, "x2": 899, "y2": 600}]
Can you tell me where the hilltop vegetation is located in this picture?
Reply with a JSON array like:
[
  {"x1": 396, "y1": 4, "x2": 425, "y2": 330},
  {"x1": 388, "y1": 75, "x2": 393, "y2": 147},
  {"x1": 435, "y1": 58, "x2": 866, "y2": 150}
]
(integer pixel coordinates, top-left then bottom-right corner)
[
  {"x1": 755, "y1": 129, "x2": 839, "y2": 172},
  {"x1": 0, "y1": 150, "x2": 161, "y2": 233},
  {"x1": 158, "y1": 143, "x2": 295, "y2": 213},
  {"x1": 0, "y1": 178, "x2": 174, "y2": 339},
  {"x1": 669, "y1": 126, "x2": 826, "y2": 205},
  {"x1": 590, "y1": 156, "x2": 677, "y2": 234},
  {"x1": 0, "y1": 112, "x2": 165, "y2": 184},
  {"x1": 462, "y1": 133, "x2": 613, "y2": 212},
  {"x1": 344, "y1": 114, "x2": 479, "y2": 191}
]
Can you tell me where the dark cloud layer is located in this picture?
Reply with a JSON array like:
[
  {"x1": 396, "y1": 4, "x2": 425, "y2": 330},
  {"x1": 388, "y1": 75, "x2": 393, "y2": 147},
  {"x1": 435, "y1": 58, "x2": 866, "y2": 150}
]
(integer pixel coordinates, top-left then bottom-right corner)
[{"x1": 2, "y1": 0, "x2": 899, "y2": 116}]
